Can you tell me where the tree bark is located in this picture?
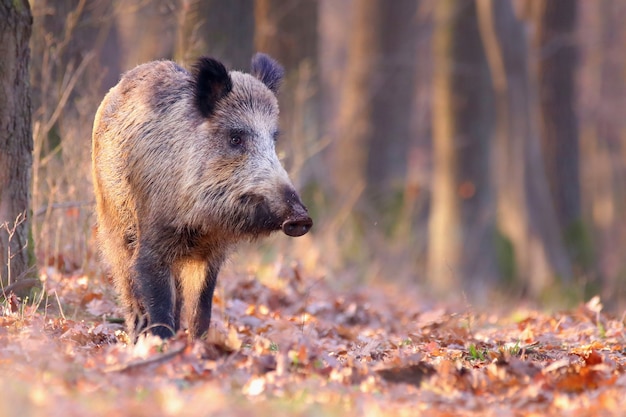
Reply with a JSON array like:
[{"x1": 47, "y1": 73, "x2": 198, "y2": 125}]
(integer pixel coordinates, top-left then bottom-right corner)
[
  {"x1": 254, "y1": 0, "x2": 317, "y2": 73},
  {"x1": 254, "y1": 0, "x2": 319, "y2": 185},
  {"x1": 0, "y1": 0, "x2": 33, "y2": 285},
  {"x1": 331, "y1": 1, "x2": 422, "y2": 205},
  {"x1": 531, "y1": 0, "x2": 581, "y2": 232},
  {"x1": 428, "y1": 0, "x2": 496, "y2": 293},
  {"x1": 176, "y1": 0, "x2": 254, "y2": 69},
  {"x1": 477, "y1": 0, "x2": 572, "y2": 295},
  {"x1": 577, "y1": 0, "x2": 626, "y2": 300},
  {"x1": 330, "y1": 0, "x2": 380, "y2": 201},
  {"x1": 115, "y1": 0, "x2": 177, "y2": 70},
  {"x1": 367, "y1": 0, "x2": 419, "y2": 204}
]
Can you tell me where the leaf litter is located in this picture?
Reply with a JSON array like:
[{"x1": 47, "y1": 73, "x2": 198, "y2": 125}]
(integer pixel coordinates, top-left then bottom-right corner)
[{"x1": 1, "y1": 263, "x2": 626, "y2": 417}]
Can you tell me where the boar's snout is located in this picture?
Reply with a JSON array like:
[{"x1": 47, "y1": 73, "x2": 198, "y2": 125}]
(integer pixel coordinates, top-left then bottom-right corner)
[
  {"x1": 282, "y1": 216, "x2": 312, "y2": 237},
  {"x1": 281, "y1": 187, "x2": 312, "y2": 237}
]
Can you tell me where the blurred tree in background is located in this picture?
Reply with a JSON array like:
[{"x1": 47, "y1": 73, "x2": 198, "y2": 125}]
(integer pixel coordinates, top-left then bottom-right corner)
[
  {"x1": 531, "y1": 0, "x2": 581, "y2": 235},
  {"x1": 176, "y1": 0, "x2": 253, "y2": 68},
  {"x1": 476, "y1": 0, "x2": 572, "y2": 297},
  {"x1": 428, "y1": 0, "x2": 495, "y2": 294},
  {"x1": 23, "y1": 0, "x2": 626, "y2": 307}
]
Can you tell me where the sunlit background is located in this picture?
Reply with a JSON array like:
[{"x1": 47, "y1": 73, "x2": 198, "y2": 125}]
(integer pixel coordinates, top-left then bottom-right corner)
[{"x1": 27, "y1": 0, "x2": 626, "y2": 309}]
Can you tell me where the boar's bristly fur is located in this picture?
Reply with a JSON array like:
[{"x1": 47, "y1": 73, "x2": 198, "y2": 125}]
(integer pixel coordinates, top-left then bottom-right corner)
[
  {"x1": 192, "y1": 57, "x2": 233, "y2": 118},
  {"x1": 91, "y1": 54, "x2": 312, "y2": 341},
  {"x1": 251, "y1": 53, "x2": 284, "y2": 93}
]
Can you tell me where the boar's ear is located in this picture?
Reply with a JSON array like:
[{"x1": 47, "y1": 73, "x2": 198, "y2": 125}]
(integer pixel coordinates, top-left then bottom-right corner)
[
  {"x1": 192, "y1": 57, "x2": 233, "y2": 118},
  {"x1": 251, "y1": 53, "x2": 284, "y2": 94}
]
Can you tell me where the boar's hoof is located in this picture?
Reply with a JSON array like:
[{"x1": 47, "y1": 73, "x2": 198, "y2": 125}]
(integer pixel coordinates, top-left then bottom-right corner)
[{"x1": 282, "y1": 217, "x2": 313, "y2": 237}]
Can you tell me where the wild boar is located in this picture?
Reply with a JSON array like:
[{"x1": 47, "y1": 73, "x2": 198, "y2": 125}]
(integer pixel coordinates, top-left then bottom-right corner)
[{"x1": 91, "y1": 53, "x2": 312, "y2": 340}]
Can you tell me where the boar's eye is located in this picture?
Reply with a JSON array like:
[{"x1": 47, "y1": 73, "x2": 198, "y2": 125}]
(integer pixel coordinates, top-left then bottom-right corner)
[
  {"x1": 230, "y1": 134, "x2": 242, "y2": 147},
  {"x1": 229, "y1": 129, "x2": 247, "y2": 148}
]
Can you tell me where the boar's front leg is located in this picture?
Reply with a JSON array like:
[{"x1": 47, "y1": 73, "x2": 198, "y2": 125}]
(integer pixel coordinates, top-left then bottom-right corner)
[
  {"x1": 134, "y1": 242, "x2": 177, "y2": 339},
  {"x1": 185, "y1": 262, "x2": 220, "y2": 339}
]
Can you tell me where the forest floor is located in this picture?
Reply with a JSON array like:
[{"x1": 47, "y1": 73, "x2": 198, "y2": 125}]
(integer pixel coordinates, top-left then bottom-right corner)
[{"x1": 1, "y1": 259, "x2": 625, "y2": 417}]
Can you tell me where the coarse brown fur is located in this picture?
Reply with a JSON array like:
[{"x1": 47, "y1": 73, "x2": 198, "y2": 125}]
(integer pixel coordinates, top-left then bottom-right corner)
[{"x1": 92, "y1": 54, "x2": 311, "y2": 341}]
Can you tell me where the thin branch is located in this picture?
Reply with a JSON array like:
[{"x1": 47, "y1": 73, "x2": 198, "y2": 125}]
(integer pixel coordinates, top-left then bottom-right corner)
[
  {"x1": 1, "y1": 278, "x2": 40, "y2": 299},
  {"x1": 34, "y1": 201, "x2": 94, "y2": 217},
  {"x1": 104, "y1": 343, "x2": 187, "y2": 373},
  {"x1": 42, "y1": 51, "x2": 96, "y2": 135}
]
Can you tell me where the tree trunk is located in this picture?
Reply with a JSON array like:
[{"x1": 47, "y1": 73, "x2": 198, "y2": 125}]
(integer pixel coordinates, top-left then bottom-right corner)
[
  {"x1": 329, "y1": 0, "x2": 421, "y2": 210},
  {"x1": 254, "y1": 0, "x2": 319, "y2": 185},
  {"x1": 477, "y1": 0, "x2": 572, "y2": 295},
  {"x1": 530, "y1": 0, "x2": 588, "y2": 276},
  {"x1": 0, "y1": 0, "x2": 33, "y2": 285},
  {"x1": 176, "y1": 0, "x2": 254, "y2": 69},
  {"x1": 531, "y1": 0, "x2": 581, "y2": 233},
  {"x1": 367, "y1": 0, "x2": 420, "y2": 204},
  {"x1": 330, "y1": 0, "x2": 380, "y2": 201},
  {"x1": 254, "y1": 0, "x2": 317, "y2": 71},
  {"x1": 577, "y1": 0, "x2": 626, "y2": 300},
  {"x1": 115, "y1": 0, "x2": 177, "y2": 70},
  {"x1": 428, "y1": 0, "x2": 496, "y2": 293}
]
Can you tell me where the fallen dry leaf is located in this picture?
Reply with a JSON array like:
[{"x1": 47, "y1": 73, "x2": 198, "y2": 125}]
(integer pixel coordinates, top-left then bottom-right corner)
[{"x1": 0, "y1": 265, "x2": 625, "y2": 416}]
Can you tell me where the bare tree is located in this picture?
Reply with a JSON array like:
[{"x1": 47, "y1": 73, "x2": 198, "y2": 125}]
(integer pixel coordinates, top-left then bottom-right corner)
[
  {"x1": 477, "y1": 0, "x2": 572, "y2": 295},
  {"x1": 577, "y1": 0, "x2": 626, "y2": 299},
  {"x1": 29, "y1": 0, "x2": 120, "y2": 271},
  {"x1": 528, "y1": 0, "x2": 586, "y2": 278},
  {"x1": 176, "y1": 0, "x2": 254, "y2": 69},
  {"x1": 528, "y1": 0, "x2": 581, "y2": 235},
  {"x1": 367, "y1": 0, "x2": 420, "y2": 205},
  {"x1": 330, "y1": 0, "x2": 380, "y2": 202},
  {"x1": 255, "y1": 0, "x2": 317, "y2": 71},
  {"x1": 115, "y1": 0, "x2": 177, "y2": 70},
  {"x1": 331, "y1": 1, "x2": 420, "y2": 205},
  {"x1": 427, "y1": 0, "x2": 496, "y2": 293},
  {"x1": 255, "y1": 0, "x2": 319, "y2": 186},
  {"x1": 0, "y1": 0, "x2": 33, "y2": 285}
]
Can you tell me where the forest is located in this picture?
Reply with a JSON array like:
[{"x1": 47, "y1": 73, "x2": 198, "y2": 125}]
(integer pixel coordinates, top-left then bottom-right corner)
[{"x1": 1, "y1": 0, "x2": 626, "y2": 415}]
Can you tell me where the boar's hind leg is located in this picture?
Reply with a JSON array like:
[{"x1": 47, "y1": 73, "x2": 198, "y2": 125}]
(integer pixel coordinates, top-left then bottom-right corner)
[
  {"x1": 134, "y1": 243, "x2": 177, "y2": 339},
  {"x1": 112, "y1": 262, "x2": 146, "y2": 340},
  {"x1": 123, "y1": 274, "x2": 147, "y2": 342},
  {"x1": 184, "y1": 262, "x2": 219, "y2": 339},
  {"x1": 98, "y1": 225, "x2": 145, "y2": 341}
]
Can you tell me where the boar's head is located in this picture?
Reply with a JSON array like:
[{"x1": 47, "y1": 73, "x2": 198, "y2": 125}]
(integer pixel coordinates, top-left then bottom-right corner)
[{"x1": 189, "y1": 53, "x2": 312, "y2": 239}]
